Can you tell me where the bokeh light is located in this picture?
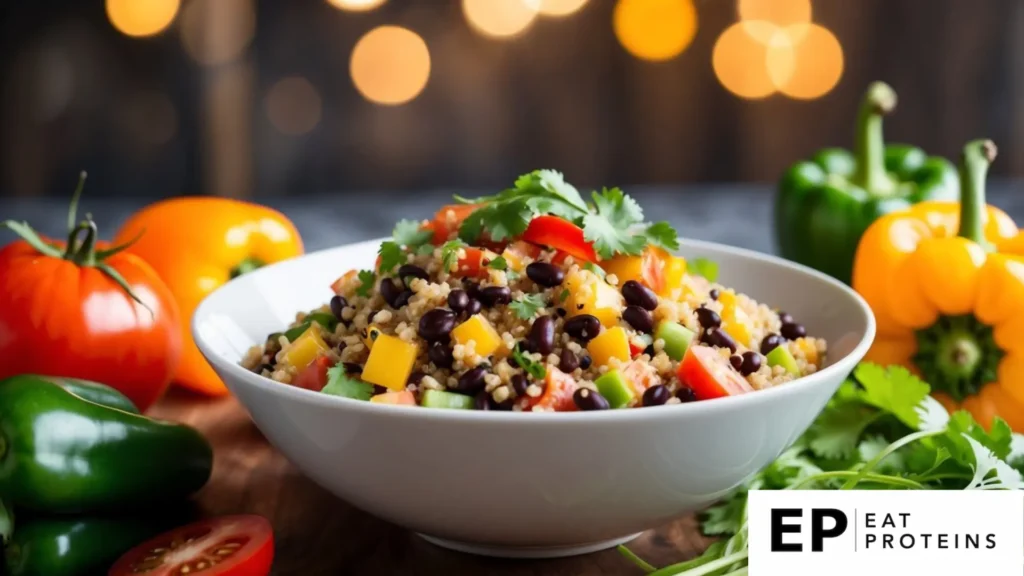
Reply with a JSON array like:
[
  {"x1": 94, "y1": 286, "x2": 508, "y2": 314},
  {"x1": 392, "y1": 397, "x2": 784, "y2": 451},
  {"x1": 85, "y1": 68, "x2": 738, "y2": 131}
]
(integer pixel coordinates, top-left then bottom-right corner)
[
  {"x1": 539, "y1": 0, "x2": 590, "y2": 17},
  {"x1": 266, "y1": 77, "x2": 322, "y2": 135},
  {"x1": 350, "y1": 26, "x2": 431, "y2": 105},
  {"x1": 771, "y1": 24, "x2": 844, "y2": 99},
  {"x1": 180, "y1": 0, "x2": 256, "y2": 65},
  {"x1": 712, "y1": 22, "x2": 777, "y2": 99},
  {"x1": 106, "y1": 0, "x2": 180, "y2": 38},
  {"x1": 614, "y1": 0, "x2": 698, "y2": 62},
  {"x1": 737, "y1": 0, "x2": 811, "y2": 26},
  {"x1": 326, "y1": 0, "x2": 386, "y2": 11},
  {"x1": 463, "y1": 0, "x2": 541, "y2": 39}
]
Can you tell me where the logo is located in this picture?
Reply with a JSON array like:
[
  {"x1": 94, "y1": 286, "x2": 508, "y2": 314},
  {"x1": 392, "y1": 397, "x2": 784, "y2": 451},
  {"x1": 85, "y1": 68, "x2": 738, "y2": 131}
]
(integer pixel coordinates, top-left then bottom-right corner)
[{"x1": 748, "y1": 490, "x2": 1023, "y2": 576}]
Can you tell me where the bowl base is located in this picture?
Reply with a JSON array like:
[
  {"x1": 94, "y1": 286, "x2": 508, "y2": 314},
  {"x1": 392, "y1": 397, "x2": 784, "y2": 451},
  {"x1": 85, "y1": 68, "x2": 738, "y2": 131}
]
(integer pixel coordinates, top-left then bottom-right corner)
[{"x1": 417, "y1": 532, "x2": 642, "y2": 559}]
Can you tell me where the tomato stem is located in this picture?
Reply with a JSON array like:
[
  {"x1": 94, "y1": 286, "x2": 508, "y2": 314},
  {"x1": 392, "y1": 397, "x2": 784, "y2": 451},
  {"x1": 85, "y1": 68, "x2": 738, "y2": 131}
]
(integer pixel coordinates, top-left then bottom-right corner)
[
  {"x1": 66, "y1": 220, "x2": 99, "y2": 266},
  {"x1": 957, "y1": 140, "x2": 996, "y2": 249},
  {"x1": 66, "y1": 171, "x2": 88, "y2": 233}
]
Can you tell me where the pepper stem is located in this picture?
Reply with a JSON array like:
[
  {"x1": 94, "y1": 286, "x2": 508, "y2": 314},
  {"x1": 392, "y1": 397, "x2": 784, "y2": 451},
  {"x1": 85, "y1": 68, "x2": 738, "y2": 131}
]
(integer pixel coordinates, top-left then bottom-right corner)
[
  {"x1": 850, "y1": 82, "x2": 898, "y2": 196},
  {"x1": 957, "y1": 139, "x2": 997, "y2": 248},
  {"x1": 230, "y1": 257, "x2": 265, "y2": 279}
]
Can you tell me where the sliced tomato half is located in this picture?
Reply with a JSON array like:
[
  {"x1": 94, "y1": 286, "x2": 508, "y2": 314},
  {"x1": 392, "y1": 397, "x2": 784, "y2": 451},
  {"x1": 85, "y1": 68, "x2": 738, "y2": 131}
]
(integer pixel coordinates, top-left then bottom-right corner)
[
  {"x1": 677, "y1": 345, "x2": 753, "y2": 400},
  {"x1": 293, "y1": 355, "x2": 335, "y2": 391},
  {"x1": 108, "y1": 515, "x2": 274, "y2": 576},
  {"x1": 521, "y1": 215, "x2": 598, "y2": 263}
]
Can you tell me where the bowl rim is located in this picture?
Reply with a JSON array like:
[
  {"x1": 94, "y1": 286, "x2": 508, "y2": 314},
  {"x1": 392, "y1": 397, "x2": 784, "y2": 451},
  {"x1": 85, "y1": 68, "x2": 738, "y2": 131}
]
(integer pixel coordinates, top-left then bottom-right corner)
[{"x1": 193, "y1": 236, "x2": 876, "y2": 425}]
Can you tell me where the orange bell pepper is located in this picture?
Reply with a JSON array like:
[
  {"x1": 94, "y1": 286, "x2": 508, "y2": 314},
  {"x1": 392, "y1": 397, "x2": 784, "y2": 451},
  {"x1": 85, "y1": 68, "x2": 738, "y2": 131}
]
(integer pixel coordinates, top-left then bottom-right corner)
[
  {"x1": 852, "y1": 140, "x2": 1024, "y2": 431},
  {"x1": 115, "y1": 198, "x2": 304, "y2": 396}
]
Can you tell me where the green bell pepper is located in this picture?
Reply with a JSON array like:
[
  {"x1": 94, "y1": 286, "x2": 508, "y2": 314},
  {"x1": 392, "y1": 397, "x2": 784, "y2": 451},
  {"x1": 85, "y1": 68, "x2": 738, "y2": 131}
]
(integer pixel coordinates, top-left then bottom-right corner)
[
  {"x1": 3, "y1": 514, "x2": 173, "y2": 576},
  {"x1": 40, "y1": 376, "x2": 140, "y2": 414},
  {"x1": 774, "y1": 81, "x2": 960, "y2": 285},
  {"x1": 0, "y1": 375, "x2": 213, "y2": 514}
]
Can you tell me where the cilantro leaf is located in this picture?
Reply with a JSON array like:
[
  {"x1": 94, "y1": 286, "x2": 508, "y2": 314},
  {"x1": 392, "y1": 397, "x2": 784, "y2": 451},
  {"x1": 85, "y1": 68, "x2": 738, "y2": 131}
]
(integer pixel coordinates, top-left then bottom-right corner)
[
  {"x1": 487, "y1": 255, "x2": 508, "y2": 271},
  {"x1": 416, "y1": 244, "x2": 436, "y2": 256},
  {"x1": 512, "y1": 342, "x2": 547, "y2": 380},
  {"x1": 583, "y1": 261, "x2": 606, "y2": 279},
  {"x1": 962, "y1": 435, "x2": 1023, "y2": 490},
  {"x1": 392, "y1": 219, "x2": 433, "y2": 248},
  {"x1": 852, "y1": 364, "x2": 928, "y2": 430},
  {"x1": 858, "y1": 435, "x2": 906, "y2": 474},
  {"x1": 558, "y1": 288, "x2": 570, "y2": 302},
  {"x1": 377, "y1": 241, "x2": 404, "y2": 274},
  {"x1": 457, "y1": 208, "x2": 486, "y2": 244},
  {"x1": 516, "y1": 169, "x2": 588, "y2": 214},
  {"x1": 582, "y1": 188, "x2": 647, "y2": 259},
  {"x1": 510, "y1": 293, "x2": 547, "y2": 320},
  {"x1": 321, "y1": 365, "x2": 374, "y2": 401},
  {"x1": 356, "y1": 270, "x2": 375, "y2": 298},
  {"x1": 689, "y1": 258, "x2": 719, "y2": 282},
  {"x1": 702, "y1": 494, "x2": 746, "y2": 536},
  {"x1": 643, "y1": 221, "x2": 680, "y2": 251},
  {"x1": 807, "y1": 403, "x2": 877, "y2": 460},
  {"x1": 456, "y1": 170, "x2": 588, "y2": 243},
  {"x1": 440, "y1": 239, "x2": 466, "y2": 273}
]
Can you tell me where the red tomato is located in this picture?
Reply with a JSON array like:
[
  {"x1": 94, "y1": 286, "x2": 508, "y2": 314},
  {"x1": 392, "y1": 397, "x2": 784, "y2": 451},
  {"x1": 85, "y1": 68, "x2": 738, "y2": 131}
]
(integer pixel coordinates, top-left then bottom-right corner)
[
  {"x1": 521, "y1": 216, "x2": 598, "y2": 263},
  {"x1": 678, "y1": 346, "x2": 753, "y2": 400},
  {"x1": 521, "y1": 367, "x2": 578, "y2": 412},
  {"x1": 621, "y1": 359, "x2": 660, "y2": 397},
  {"x1": 0, "y1": 215, "x2": 182, "y2": 412},
  {"x1": 640, "y1": 248, "x2": 667, "y2": 294},
  {"x1": 431, "y1": 204, "x2": 480, "y2": 245},
  {"x1": 108, "y1": 515, "x2": 274, "y2": 576},
  {"x1": 451, "y1": 247, "x2": 500, "y2": 278},
  {"x1": 292, "y1": 356, "x2": 335, "y2": 391}
]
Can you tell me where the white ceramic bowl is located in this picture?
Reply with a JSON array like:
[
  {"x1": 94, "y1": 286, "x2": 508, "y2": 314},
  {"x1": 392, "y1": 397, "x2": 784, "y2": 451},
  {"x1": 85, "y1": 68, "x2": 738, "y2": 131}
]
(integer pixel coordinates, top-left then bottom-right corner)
[{"x1": 193, "y1": 238, "x2": 875, "y2": 558}]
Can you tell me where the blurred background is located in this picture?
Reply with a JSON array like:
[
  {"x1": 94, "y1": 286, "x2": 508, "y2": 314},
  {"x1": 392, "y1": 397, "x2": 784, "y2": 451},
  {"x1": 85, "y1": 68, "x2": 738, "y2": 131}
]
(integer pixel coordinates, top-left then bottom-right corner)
[{"x1": 1, "y1": 0, "x2": 1022, "y2": 200}]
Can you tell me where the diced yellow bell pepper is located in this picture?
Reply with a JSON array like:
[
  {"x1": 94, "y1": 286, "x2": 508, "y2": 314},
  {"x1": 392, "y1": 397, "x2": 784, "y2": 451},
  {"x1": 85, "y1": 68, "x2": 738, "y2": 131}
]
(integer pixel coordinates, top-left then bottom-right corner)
[
  {"x1": 362, "y1": 334, "x2": 418, "y2": 391},
  {"x1": 587, "y1": 326, "x2": 631, "y2": 368},
  {"x1": 362, "y1": 324, "x2": 383, "y2": 350},
  {"x1": 660, "y1": 254, "x2": 687, "y2": 298},
  {"x1": 601, "y1": 255, "x2": 644, "y2": 285},
  {"x1": 451, "y1": 313, "x2": 503, "y2": 357},
  {"x1": 565, "y1": 270, "x2": 624, "y2": 328},
  {"x1": 717, "y1": 289, "x2": 754, "y2": 349},
  {"x1": 795, "y1": 337, "x2": 819, "y2": 366},
  {"x1": 283, "y1": 324, "x2": 330, "y2": 369}
]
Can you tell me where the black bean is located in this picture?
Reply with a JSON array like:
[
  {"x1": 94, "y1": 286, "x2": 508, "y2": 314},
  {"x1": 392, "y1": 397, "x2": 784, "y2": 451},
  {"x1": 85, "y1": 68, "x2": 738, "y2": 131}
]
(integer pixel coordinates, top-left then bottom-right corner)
[
  {"x1": 343, "y1": 362, "x2": 363, "y2": 374},
  {"x1": 623, "y1": 305, "x2": 654, "y2": 334},
  {"x1": 379, "y1": 278, "x2": 400, "y2": 306},
  {"x1": 695, "y1": 307, "x2": 722, "y2": 329},
  {"x1": 464, "y1": 281, "x2": 482, "y2": 300},
  {"x1": 330, "y1": 295, "x2": 348, "y2": 321},
  {"x1": 573, "y1": 388, "x2": 610, "y2": 411},
  {"x1": 456, "y1": 367, "x2": 488, "y2": 395},
  {"x1": 760, "y1": 333, "x2": 783, "y2": 355},
  {"x1": 781, "y1": 322, "x2": 807, "y2": 340},
  {"x1": 510, "y1": 374, "x2": 529, "y2": 396},
  {"x1": 702, "y1": 327, "x2": 737, "y2": 353},
  {"x1": 372, "y1": 385, "x2": 389, "y2": 395},
  {"x1": 559, "y1": 349, "x2": 580, "y2": 372},
  {"x1": 621, "y1": 280, "x2": 658, "y2": 311},
  {"x1": 407, "y1": 371, "x2": 426, "y2": 386},
  {"x1": 518, "y1": 339, "x2": 536, "y2": 355},
  {"x1": 419, "y1": 309, "x2": 457, "y2": 342},
  {"x1": 526, "y1": 262, "x2": 565, "y2": 287},
  {"x1": 739, "y1": 351, "x2": 762, "y2": 376},
  {"x1": 493, "y1": 397, "x2": 514, "y2": 411},
  {"x1": 529, "y1": 316, "x2": 556, "y2": 355},
  {"x1": 730, "y1": 355, "x2": 743, "y2": 371},
  {"x1": 556, "y1": 307, "x2": 567, "y2": 317},
  {"x1": 447, "y1": 289, "x2": 470, "y2": 314},
  {"x1": 264, "y1": 333, "x2": 283, "y2": 357},
  {"x1": 428, "y1": 341, "x2": 454, "y2": 369},
  {"x1": 393, "y1": 290, "x2": 414, "y2": 309},
  {"x1": 709, "y1": 288, "x2": 720, "y2": 301},
  {"x1": 479, "y1": 286, "x2": 512, "y2": 307},
  {"x1": 579, "y1": 354, "x2": 592, "y2": 370},
  {"x1": 398, "y1": 264, "x2": 428, "y2": 284},
  {"x1": 474, "y1": 392, "x2": 493, "y2": 410},
  {"x1": 676, "y1": 387, "x2": 697, "y2": 403},
  {"x1": 258, "y1": 363, "x2": 275, "y2": 374},
  {"x1": 564, "y1": 314, "x2": 601, "y2": 342},
  {"x1": 465, "y1": 298, "x2": 482, "y2": 316},
  {"x1": 778, "y1": 311, "x2": 794, "y2": 325},
  {"x1": 642, "y1": 385, "x2": 671, "y2": 407}
]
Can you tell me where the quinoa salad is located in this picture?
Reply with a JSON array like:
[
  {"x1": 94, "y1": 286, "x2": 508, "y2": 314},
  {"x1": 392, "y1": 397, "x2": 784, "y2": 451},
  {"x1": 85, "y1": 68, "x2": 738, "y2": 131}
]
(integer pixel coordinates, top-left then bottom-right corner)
[{"x1": 242, "y1": 170, "x2": 826, "y2": 411}]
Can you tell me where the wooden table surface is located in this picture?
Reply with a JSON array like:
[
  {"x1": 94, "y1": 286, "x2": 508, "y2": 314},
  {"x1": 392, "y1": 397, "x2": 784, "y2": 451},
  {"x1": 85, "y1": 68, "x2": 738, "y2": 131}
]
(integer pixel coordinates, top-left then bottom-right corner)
[{"x1": 150, "y1": 389, "x2": 714, "y2": 576}]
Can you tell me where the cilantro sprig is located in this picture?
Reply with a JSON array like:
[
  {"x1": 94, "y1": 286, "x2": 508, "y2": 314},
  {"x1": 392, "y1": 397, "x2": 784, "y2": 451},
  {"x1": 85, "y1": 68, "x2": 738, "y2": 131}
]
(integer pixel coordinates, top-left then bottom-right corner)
[
  {"x1": 377, "y1": 219, "x2": 434, "y2": 274},
  {"x1": 440, "y1": 239, "x2": 467, "y2": 273},
  {"x1": 355, "y1": 270, "x2": 375, "y2": 298},
  {"x1": 512, "y1": 342, "x2": 547, "y2": 380},
  {"x1": 619, "y1": 363, "x2": 1024, "y2": 575},
  {"x1": 509, "y1": 293, "x2": 547, "y2": 320},
  {"x1": 321, "y1": 365, "x2": 374, "y2": 401}
]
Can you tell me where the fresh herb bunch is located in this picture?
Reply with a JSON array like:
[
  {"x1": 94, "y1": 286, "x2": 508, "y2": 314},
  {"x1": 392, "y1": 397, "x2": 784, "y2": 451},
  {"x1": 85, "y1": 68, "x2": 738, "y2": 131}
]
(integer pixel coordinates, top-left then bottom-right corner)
[
  {"x1": 620, "y1": 363, "x2": 1024, "y2": 576},
  {"x1": 455, "y1": 170, "x2": 679, "y2": 259}
]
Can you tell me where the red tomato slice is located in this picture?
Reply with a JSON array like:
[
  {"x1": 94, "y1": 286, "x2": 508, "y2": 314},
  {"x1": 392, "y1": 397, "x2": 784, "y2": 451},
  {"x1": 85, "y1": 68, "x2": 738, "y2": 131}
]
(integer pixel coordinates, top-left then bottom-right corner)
[
  {"x1": 451, "y1": 247, "x2": 499, "y2": 278},
  {"x1": 521, "y1": 215, "x2": 598, "y2": 263},
  {"x1": 521, "y1": 366, "x2": 578, "y2": 412},
  {"x1": 292, "y1": 356, "x2": 335, "y2": 391},
  {"x1": 108, "y1": 515, "x2": 274, "y2": 576},
  {"x1": 641, "y1": 248, "x2": 667, "y2": 294},
  {"x1": 431, "y1": 204, "x2": 480, "y2": 245},
  {"x1": 678, "y1": 345, "x2": 753, "y2": 400}
]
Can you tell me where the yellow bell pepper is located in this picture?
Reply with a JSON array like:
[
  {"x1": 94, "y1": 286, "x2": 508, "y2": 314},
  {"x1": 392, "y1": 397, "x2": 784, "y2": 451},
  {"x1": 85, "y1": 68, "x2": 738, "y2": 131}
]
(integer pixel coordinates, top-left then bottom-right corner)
[
  {"x1": 564, "y1": 269, "x2": 624, "y2": 328},
  {"x1": 601, "y1": 247, "x2": 684, "y2": 298},
  {"x1": 362, "y1": 324, "x2": 382, "y2": 350},
  {"x1": 362, "y1": 334, "x2": 418, "y2": 391},
  {"x1": 283, "y1": 324, "x2": 330, "y2": 369},
  {"x1": 852, "y1": 140, "x2": 1024, "y2": 431},
  {"x1": 452, "y1": 313, "x2": 503, "y2": 357},
  {"x1": 717, "y1": 290, "x2": 754, "y2": 349},
  {"x1": 587, "y1": 326, "x2": 630, "y2": 367}
]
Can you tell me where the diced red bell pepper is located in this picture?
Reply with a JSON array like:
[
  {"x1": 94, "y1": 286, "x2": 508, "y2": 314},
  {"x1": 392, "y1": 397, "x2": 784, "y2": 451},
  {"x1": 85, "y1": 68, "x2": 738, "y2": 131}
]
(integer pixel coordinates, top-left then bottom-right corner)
[
  {"x1": 521, "y1": 215, "x2": 598, "y2": 263},
  {"x1": 678, "y1": 346, "x2": 753, "y2": 400},
  {"x1": 521, "y1": 366, "x2": 578, "y2": 412},
  {"x1": 293, "y1": 355, "x2": 336, "y2": 391},
  {"x1": 451, "y1": 247, "x2": 500, "y2": 278},
  {"x1": 432, "y1": 204, "x2": 481, "y2": 245}
]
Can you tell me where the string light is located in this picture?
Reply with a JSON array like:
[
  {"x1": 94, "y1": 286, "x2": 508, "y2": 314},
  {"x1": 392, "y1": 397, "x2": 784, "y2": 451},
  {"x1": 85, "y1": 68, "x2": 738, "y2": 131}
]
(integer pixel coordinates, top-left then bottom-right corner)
[
  {"x1": 326, "y1": 0, "x2": 386, "y2": 11},
  {"x1": 350, "y1": 26, "x2": 431, "y2": 105},
  {"x1": 266, "y1": 77, "x2": 322, "y2": 135},
  {"x1": 180, "y1": 0, "x2": 256, "y2": 66},
  {"x1": 614, "y1": 0, "x2": 698, "y2": 62},
  {"x1": 106, "y1": 0, "x2": 180, "y2": 38},
  {"x1": 539, "y1": 0, "x2": 590, "y2": 17},
  {"x1": 463, "y1": 0, "x2": 541, "y2": 39}
]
